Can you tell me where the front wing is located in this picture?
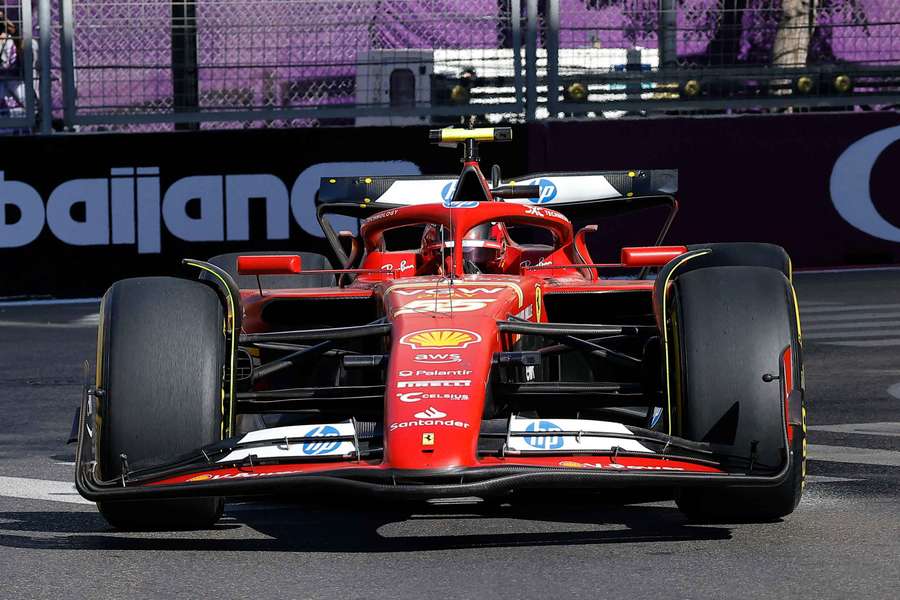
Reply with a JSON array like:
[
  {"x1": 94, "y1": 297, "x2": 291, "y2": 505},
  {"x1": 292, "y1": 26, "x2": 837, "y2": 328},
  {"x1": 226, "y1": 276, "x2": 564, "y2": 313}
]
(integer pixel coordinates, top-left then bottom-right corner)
[{"x1": 74, "y1": 385, "x2": 793, "y2": 502}]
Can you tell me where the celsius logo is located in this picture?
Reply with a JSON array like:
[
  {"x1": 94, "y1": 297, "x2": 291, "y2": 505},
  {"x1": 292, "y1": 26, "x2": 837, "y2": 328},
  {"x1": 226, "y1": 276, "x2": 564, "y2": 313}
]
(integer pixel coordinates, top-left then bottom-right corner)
[
  {"x1": 526, "y1": 178, "x2": 557, "y2": 204},
  {"x1": 831, "y1": 125, "x2": 900, "y2": 241},
  {"x1": 301, "y1": 425, "x2": 341, "y2": 455},
  {"x1": 524, "y1": 420, "x2": 564, "y2": 450},
  {"x1": 0, "y1": 161, "x2": 420, "y2": 251}
]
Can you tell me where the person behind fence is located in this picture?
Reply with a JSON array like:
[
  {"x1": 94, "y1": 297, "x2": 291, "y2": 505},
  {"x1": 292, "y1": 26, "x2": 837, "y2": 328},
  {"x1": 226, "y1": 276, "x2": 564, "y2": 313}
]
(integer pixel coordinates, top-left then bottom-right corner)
[{"x1": 0, "y1": 11, "x2": 26, "y2": 115}]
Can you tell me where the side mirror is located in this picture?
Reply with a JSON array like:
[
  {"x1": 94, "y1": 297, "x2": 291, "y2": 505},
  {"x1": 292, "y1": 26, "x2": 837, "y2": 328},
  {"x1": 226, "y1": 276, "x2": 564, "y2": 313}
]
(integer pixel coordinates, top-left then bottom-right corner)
[
  {"x1": 237, "y1": 255, "x2": 302, "y2": 275},
  {"x1": 620, "y1": 246, "x2": 687, "y2": 267}
]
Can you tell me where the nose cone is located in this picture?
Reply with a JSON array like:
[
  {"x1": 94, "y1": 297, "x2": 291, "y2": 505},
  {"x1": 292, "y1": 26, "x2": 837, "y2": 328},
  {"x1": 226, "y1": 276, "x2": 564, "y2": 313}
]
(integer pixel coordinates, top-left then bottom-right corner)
[{"x1": 381, "y1": 281, "x2": 523, "y2": 469}]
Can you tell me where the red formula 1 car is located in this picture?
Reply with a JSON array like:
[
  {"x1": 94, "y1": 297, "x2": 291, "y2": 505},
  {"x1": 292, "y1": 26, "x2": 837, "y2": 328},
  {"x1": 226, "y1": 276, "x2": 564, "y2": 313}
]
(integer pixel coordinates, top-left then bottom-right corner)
[{"x1": 75, "y1": 128, "x2": 806, "y2": 528}]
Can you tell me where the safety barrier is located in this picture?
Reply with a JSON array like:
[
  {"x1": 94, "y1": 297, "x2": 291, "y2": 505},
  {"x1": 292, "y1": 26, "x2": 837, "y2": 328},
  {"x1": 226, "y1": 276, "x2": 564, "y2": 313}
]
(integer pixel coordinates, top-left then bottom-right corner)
[{"x1": 0, "y1": 1, "x2": 898, "y2": 133}]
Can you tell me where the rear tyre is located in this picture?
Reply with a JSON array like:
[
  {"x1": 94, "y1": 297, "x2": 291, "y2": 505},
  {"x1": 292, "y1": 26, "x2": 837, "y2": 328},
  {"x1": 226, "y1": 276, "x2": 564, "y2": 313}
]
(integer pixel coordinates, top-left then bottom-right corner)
[
  {"x1": 668, "y1": 266, "x2": 804, "y2": 522},
  {"x1": 95, "y1": 277, "x2": 226, "y2": 529}
]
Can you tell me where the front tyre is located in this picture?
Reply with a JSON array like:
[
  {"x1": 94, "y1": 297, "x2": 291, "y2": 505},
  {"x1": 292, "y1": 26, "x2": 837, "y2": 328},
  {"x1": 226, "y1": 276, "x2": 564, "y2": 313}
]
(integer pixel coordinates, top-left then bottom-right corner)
[
  {"x1": 95, "y1": 277, "x2": 227, "y2": 529},
  {"x1": 668, "y1": 266, "x2": 804, "y2": 521}
]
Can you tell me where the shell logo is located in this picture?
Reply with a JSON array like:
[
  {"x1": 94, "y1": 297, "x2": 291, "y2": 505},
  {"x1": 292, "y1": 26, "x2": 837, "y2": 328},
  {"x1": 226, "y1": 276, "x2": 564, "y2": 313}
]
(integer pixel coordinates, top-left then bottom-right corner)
[
  {"x1": 400, "y1": 329, "x2": 482, "y2": 350},
  {"x1": 187, "y1": 474, "x2": 213, "y2": 482}
]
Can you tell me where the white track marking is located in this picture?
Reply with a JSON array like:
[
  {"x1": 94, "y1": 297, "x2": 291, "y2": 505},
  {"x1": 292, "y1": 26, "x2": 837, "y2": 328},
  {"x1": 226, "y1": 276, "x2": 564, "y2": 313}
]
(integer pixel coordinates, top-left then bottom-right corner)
[
  {"x1": 803, "y1": 328, "x2": 900, "y2": 340},
  {"x1": 803, "y1": 320, "x2": 900, "y2": 331},
  {"x1": 821, "y1": 339, "x2": 900, "y2": 347},
  {"x1": 809, "y1": 422, "x2": 900, "y2": 438},
  {"x1": 0, "y1": 319, "x2": 98, "y2": 329},
  {"x1": 800, "y1": 303, "x2": 900, "y2": 314},
  {"x1": 795, "y1": 266, "x2": 900, "y2": 275},
  {"x1": 802, "y1": 312, "x2": 900, "y2": 323},
  {"x1": 808, "y1": 445, "x2": 900, "y2": 467},
  {"x1": 805, "y1": 475, "x2": 863, "y2": 483},
  {"x1": 0, "y1": 298, "x2": 100, "y2": 307},
  {"x1": 0, "y1": 476, "x2": 93, "y2": 505}
]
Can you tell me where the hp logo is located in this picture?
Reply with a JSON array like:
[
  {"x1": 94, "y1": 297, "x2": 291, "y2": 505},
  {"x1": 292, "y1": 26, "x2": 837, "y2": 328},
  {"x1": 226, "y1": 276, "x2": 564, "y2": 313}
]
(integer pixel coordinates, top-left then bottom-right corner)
[
  {"x1": 524, "y1": 420, "x2": 564, "y2": 450},
  {"x1": 527, "y1": 178, "x2": 558, "y2": 204},
  {"x1": 441, "y1": 181, "x2": 478, "y2": 207},
  {"x1": 301, "y1": 425, "x2": 341, "y2": 455}
]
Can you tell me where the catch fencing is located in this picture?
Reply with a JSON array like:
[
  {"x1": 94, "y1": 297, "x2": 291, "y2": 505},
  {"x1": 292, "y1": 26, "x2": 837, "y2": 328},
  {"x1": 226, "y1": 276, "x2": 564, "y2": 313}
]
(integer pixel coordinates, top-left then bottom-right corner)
[{"x1": 0, "y1": 0, "x2": 898, "y2": 133}]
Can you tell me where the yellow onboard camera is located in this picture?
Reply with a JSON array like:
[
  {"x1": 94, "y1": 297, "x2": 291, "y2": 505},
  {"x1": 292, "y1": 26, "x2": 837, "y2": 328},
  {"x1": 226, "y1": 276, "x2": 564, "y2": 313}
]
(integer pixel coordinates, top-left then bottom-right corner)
[{"x1": 428, "y1": 127, "x2": 512, "y2": 143}]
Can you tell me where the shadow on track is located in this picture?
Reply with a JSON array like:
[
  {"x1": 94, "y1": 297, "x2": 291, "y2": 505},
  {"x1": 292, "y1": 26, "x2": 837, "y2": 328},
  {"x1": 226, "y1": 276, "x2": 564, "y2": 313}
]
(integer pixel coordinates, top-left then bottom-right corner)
[{"x1": 0, "y1": 495, "x2": 732, "y2": 552}]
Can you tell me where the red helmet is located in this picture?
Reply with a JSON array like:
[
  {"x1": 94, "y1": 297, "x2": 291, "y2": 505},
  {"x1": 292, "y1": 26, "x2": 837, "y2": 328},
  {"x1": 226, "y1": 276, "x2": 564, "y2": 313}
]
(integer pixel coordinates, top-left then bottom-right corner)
[{"x1": 421, "y1": 222, "x2": 506, "y2": 274}]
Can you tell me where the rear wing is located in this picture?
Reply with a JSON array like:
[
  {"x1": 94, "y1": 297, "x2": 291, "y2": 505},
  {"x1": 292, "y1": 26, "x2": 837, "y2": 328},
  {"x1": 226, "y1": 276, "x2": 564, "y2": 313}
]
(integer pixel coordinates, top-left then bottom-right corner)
[
  {"x1": 315, "y1": 170, "x2": 678, "y2": 267},
  {"x1": 316, "y1": 169, "x2": 677, "y2": 214}
]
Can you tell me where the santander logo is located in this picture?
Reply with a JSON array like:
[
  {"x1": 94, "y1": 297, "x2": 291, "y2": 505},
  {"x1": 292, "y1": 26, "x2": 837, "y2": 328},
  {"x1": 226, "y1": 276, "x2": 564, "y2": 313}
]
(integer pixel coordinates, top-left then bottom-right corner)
[{"x1": 414, "y1": 407, "x2": 447, "y2": 419}]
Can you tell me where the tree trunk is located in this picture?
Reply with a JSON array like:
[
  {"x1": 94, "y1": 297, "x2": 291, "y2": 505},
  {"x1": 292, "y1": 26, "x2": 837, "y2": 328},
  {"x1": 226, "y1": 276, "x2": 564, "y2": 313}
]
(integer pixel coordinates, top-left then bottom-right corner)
[{"x1": 772, "y1": 0, "x2": 818, "y2": 68}]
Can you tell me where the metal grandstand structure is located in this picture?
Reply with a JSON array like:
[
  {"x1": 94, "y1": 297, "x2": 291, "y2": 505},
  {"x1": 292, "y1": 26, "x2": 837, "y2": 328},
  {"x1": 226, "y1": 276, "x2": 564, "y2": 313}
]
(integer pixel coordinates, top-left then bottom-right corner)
[{"x1": 0, "y1": 0, "x2": 898, "y2": 133}]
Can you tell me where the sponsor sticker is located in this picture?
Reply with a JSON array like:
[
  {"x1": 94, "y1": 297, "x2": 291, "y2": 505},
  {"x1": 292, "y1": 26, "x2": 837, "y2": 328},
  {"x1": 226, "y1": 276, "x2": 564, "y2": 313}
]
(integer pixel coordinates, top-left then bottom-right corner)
[
  {"x1": 400, "y1": 329, "x2": 481, "y2": 350},
  {"x1": 394, "y1": 298, "x2": 496, "y2": 315},
  {"x1": 398, "y1": 369, "x2": 472, "y2": 377},
  {"x1": 558, "y1": 460, "x2": 685, "y2": 471},
  {"x1": 397, "y1": 379, "x2": 471, "y2": 388},
  {"x1": 390, "y1": 418, "x2": 470, "y2": 431},
  {"x1": 398, "y1": 392, "x2": 469, "y2": 403},
  {"x1": 382, "y1": 259, "x2": 414, "y2": 273},
  {"x1": 414, "y1": 406, "x2": 447, "y2": 419},
  {"x1": 364, "y1": 208, "x2": 399, "y2": 223},
  {"x1": 508, "y1": 417, "x2": 653, "y2": 453},
  {"x1": 524, "y1": 421, "x2": 564, "y2": 450},
  {"x1": 188, "y1": 469, "x2": 305, "y2": 482},
  {"x1": 526, "y1": 178, "x2": 558, "y2": 204},
  {"x1": 217, "y1": 422, "x2": 356, "y2": 462},
  {"x1": 414, "y1": 353, "x2": 462, "y2": 364},
  {"x1": 392, "y1": 287, "x2": 505, "y2": 297}
]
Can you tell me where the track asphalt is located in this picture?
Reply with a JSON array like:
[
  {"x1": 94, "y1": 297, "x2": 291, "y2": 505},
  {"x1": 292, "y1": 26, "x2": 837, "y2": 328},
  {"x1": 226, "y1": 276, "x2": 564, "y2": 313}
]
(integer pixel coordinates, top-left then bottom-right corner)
[{"x1": 0, "y1": 269, "x2": 897, "y2": 599}]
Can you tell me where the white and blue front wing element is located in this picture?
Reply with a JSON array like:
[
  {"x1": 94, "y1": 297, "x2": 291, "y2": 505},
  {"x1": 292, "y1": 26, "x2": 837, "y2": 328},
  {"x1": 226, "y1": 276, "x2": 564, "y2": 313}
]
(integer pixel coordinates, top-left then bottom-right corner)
[
  {"x1": 218, "y1": 422, "x2": 357, "y2": 462},
  {"x1": 507, "y1": 417, "x2": 653, "y2": 454}
]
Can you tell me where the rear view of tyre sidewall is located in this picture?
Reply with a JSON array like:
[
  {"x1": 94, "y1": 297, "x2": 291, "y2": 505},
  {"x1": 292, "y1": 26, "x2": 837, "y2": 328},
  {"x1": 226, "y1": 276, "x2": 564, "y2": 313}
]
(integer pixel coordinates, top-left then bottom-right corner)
[
  {"x1": 95, "y1": 277, "x2": 226, "y2": 529},
  {"x1": 670, "y1": 266, "x2": 803, "y2": 521}
]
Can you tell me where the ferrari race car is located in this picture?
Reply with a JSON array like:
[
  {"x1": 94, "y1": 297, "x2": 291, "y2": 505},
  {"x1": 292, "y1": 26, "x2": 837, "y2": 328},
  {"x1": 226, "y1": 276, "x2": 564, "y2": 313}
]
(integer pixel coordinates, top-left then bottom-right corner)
[{"x1": 75, "y1": 128, "x2": 806, "y2": 528}]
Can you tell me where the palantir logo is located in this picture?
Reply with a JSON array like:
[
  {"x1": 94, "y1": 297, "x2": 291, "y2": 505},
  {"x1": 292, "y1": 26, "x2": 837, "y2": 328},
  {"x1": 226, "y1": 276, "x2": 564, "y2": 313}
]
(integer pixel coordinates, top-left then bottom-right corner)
[
  {"x1": 301, "y1": 425, "x2": 341, "y2": 455},
  {"x1": 524, "y1": 420, "x2": 564, "y2": 450},
  {"x1": 527, "y1": 178, "x2": 558, "y2": 204}
]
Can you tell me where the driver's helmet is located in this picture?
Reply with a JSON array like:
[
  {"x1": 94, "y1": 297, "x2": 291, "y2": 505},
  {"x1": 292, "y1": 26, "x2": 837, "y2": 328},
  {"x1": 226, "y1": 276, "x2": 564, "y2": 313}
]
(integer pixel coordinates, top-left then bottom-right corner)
[{"x1": 422, "y1": 222, "x2": 505, "y2": 274}]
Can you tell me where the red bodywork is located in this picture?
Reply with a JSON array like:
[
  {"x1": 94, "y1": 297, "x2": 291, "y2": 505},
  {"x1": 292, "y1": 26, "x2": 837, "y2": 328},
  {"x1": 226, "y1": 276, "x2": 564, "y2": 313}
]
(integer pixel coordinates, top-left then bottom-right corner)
[{"x1": 147, "y1": 195, "x2": 728, "y2": 487}]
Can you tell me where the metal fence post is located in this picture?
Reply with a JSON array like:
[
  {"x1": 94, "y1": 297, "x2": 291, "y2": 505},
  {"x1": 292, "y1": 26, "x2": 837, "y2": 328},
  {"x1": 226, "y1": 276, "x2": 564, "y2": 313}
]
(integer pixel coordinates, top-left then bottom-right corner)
[
  {"x1": 659, "y1": 0, "x2": 677, "y2": 69},
  {"x1": 58, "y1": 0, "x2": 76, "y2": 128},
  {"x1": 511, "y1": 0, "x2": 523, "y2": 109},
  {"x1": 172, "y1": 1, "x2": 199, "y2": 130},
  {"x1": 39, "y1": 0, "x2": 52, "y2": 133},
  {"x1": 525, "y1": 0, "x2": 537, "y2": 121},
  {"x1": 19, "y1": 0, "x2": 35, "y2": 129},
  {"x1": 546, "y1": 0, "x2": 559, "y2": 118}
]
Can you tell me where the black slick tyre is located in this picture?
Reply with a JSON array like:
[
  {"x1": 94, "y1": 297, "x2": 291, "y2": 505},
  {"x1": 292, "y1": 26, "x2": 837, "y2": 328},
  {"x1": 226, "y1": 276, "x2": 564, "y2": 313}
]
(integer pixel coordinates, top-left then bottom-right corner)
[
  {"x1": 668, "y1": 266, "x2": 804, "y2": 522},
  {"x1": 95, "y1": 277, "x2": 226, "y2": 529}
]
